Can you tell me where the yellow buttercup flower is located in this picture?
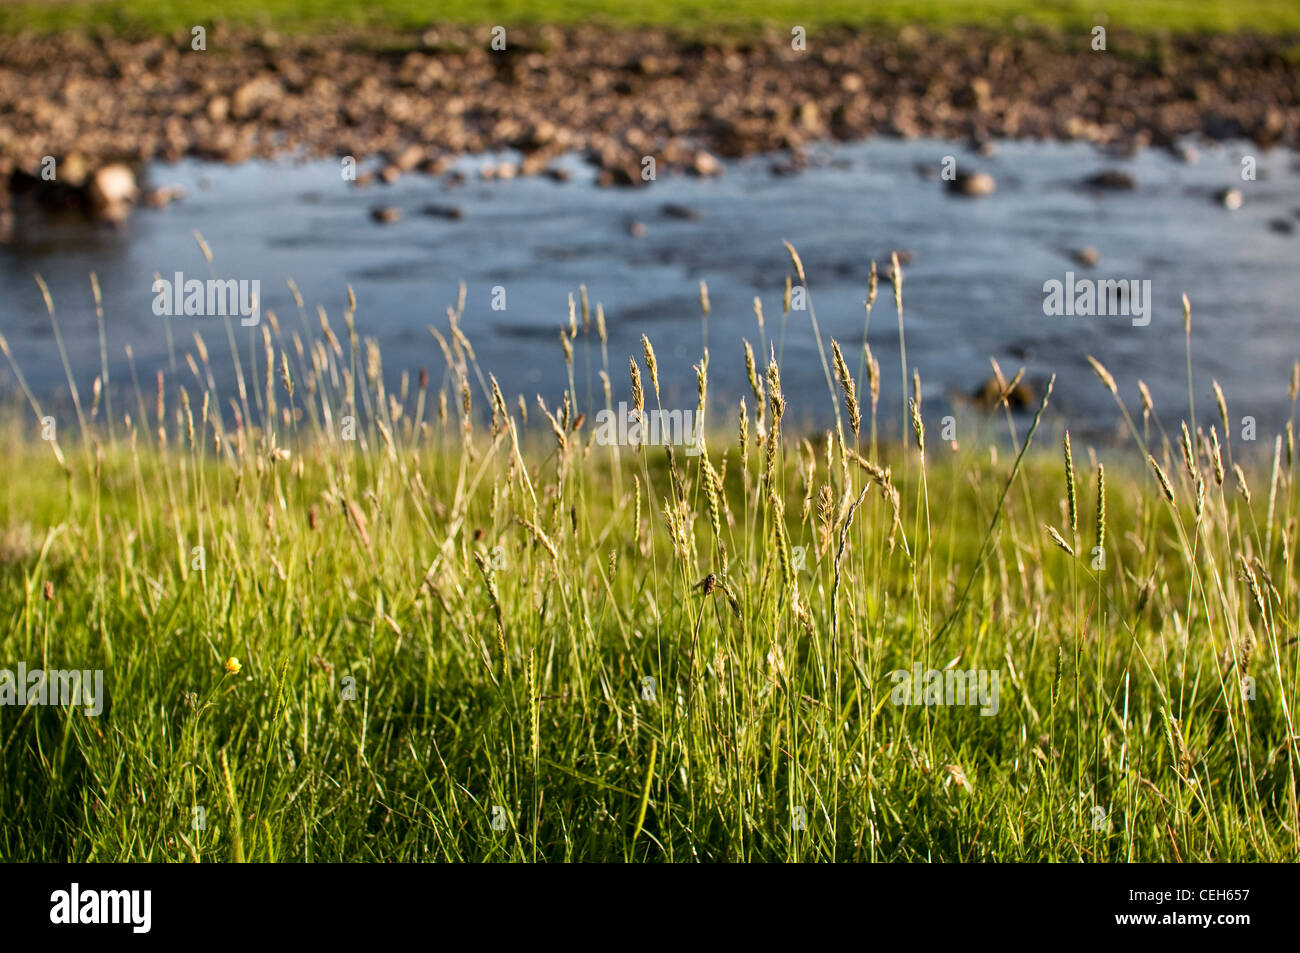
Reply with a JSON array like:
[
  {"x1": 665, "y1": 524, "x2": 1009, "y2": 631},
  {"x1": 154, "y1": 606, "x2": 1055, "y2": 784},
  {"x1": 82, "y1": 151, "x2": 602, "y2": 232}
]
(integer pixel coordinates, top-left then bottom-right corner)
[{"x1": 224, "y1": 657, "x2": 242, "y2": 676}]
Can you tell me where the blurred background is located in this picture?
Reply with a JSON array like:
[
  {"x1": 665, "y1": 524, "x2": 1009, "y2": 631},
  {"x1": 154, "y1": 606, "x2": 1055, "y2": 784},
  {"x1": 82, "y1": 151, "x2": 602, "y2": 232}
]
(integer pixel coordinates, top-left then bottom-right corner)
[{"x1": 1, "y1": 0, "x2": 1297, "y2": 442}]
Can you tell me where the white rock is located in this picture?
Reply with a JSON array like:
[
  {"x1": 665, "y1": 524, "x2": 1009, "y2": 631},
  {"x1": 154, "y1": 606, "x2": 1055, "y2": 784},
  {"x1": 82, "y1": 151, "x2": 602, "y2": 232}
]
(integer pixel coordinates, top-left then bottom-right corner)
[{"x1": 87, "y1": 163, "x2": 138, "y2": 212}]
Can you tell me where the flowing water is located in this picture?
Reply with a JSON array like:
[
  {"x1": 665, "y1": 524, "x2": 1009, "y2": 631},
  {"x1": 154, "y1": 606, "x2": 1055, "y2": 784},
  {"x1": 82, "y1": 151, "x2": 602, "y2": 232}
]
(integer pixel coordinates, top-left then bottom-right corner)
[{"x1": 3, "y1": 137, "x2": 1298, "y2": 441}]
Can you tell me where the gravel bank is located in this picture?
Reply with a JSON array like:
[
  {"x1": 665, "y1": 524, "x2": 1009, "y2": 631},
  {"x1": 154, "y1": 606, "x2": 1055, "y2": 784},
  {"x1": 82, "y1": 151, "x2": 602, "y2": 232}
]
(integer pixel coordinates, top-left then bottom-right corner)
[{"x1": 0, "y1": 23, "x2": 1297, "y2": 189}]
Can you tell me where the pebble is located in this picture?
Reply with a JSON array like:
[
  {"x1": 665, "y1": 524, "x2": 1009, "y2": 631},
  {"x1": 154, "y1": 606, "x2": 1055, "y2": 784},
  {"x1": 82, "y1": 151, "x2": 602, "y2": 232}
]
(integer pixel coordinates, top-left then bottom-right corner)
[
  {"x1": 420, "y1": 204, "x2": 463, "y2": 220},
  {"x1": 691, "y1": 151, "x2": 723, "y2": 177},
  {"x1": 949, "y1": 170, "x2": 996, "y2": 196},
  {"x1": 661, "y1": 202, "x2": 700, "y2": 220},
  {"x1": 1072, "y1": 246, "x2": 1101, "y2": 267},
  {"x1": 1083, "y1": 170, "x2": 1137, "y2": 190},
  {"x1": 1216, "y1": 188, "x2": 1243, "y2": 210},
  {"x1": 144, "y1": 185, "x2": 185, "y2": 208}
]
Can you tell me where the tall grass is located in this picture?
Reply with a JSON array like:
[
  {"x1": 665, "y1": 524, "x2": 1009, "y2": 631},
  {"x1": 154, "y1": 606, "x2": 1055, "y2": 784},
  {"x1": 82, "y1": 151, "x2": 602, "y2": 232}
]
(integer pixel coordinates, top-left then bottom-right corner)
[{"x1": 0, "y1": 243, "x2": 1296, "y2": 861}]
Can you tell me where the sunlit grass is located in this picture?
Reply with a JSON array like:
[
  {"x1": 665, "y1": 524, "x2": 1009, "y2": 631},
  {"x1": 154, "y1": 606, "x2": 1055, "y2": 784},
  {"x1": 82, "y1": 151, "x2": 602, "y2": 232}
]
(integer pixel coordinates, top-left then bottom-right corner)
[{"x1": 0, "y1": 248, "x2": 1296, "y2": 861}]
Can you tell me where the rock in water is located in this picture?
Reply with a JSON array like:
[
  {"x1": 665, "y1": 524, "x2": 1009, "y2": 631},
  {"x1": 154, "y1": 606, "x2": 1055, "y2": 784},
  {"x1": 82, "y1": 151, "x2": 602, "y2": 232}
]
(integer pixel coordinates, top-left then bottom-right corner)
[
  {"x1": 691, "y1": 151, "x2": 723, "y2": 177},
  {"x1": 1216, "y1": 188, "x2": 1243, "y2": 210},
  {"x1": 948, "y1": 170, "x2": 996, "y2": 196},
  {"x1": 661, "y1": 202, "x2": 700, "y2": 220},
  {"x1": 87, "y1": 163, "x2": 138, "y2": 218},
  {"x1": 144, "y1": 185, "x2": 185, "y2": 208},
  {"x1": 420, "y1": 204, "x2": 463, "y2": 220},
  {"x1": 972, "y1": 374, "x2": 1034, "y2": 410},
  {"x1": 1072, "y1": 246, "x2": 1101, "y2": 267},
  {"x1": 1082, "y1": 170, "x2": 1137, "y2": 190}
]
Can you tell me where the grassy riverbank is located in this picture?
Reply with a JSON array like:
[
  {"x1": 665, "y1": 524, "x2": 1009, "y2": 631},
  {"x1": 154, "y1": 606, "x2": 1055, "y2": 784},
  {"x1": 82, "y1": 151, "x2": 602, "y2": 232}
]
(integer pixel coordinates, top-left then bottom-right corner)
[
  {"x1": 2, "y1": 0, "x2": 1299, "y2": 35},
  {"x1": 1, "y1": 250, "x2": 1296, "y2": 861}
]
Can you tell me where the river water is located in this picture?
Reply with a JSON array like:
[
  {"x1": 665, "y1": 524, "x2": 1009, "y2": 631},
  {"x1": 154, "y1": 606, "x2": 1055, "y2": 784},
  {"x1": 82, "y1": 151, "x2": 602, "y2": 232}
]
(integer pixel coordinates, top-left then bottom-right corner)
[{"x1": 2, "y1": 137, "x2": 1297, "y2": 443}]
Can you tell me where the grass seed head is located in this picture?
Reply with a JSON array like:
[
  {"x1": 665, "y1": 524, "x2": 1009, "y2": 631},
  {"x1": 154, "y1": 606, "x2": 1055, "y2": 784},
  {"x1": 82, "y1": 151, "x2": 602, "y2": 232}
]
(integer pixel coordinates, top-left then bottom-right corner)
[
  {"x1": 641, "y1": 334, "x2": 659, "y2": 402},
  {"x1": 1136, "y1": 578, "x2": 1155, "y2": 615},
  {"x1": 1210, "y1": 426, "x2": 1225, "y2": 485},
  {"x1": 831, "y1": 339, "x2": 860, "y2": 436},
  {"x1": 703, "y1": 456, "x2": 723, "y2": 543},
  {"x1": 1233, "y1": 463, "x2": 1251, "y2": 503},
  {"x1": 1064, "y1": 431, "x2": 1077, "y2": 536},
  {"x1": 1095, "y1": 464, "x2": 1106, "y2": 552},
  {"x1": 738, "y1": 398, "x2": 749, "y2": 463},
  {"x1": 1238, "y1": 554, "x2": 1266, "y2": 615},
  {"x1": 1045, "y1": 524, "x2": 1075, "y2": 556},
  {"x1": 766, "y1": 350, "x2": 785, "y2": 425},
  {"x1": 490, "y1": 375, "x2": 508, "y2": 436},
  {"x1": 890, "y1": 251, "x2": 904, "y2": 314},
  {"x1": 743, "y1": 339, "x2": 765, "y2": 404},
  {"x1": 1180, "y1": 421, "x2": 1196, "y2": 480},
  {"x1": 1149, "y1": 455, "x2": 1176, "y2": 504},
  {"x1": 1086, "y1": 355, "x2": 1118, "y2": 396},
  {"x1": 629, "y1": 358, "x2": 644, "y2": 416},
  {"x1": 1213, "y1": 379, "x2": 1229, "y2": 437},
  {"x1": 695, "y1": 349, "x2": 709, "y2": 419},
  {"x1": 782, "y1": 241, "x2": 806, "y2": 284}
]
